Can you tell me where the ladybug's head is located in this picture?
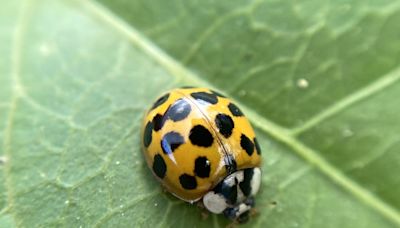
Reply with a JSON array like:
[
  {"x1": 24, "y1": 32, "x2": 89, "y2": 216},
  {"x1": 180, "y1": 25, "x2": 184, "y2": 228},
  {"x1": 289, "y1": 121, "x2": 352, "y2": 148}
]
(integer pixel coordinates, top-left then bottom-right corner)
[{"x1": 202, "y1": 167, "x2": 261, "y2": 223}]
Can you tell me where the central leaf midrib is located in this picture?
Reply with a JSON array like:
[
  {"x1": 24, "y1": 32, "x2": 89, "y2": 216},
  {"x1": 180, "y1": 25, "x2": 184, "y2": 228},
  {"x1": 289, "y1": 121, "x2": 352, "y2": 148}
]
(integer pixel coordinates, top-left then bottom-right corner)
[{"x1": 83, "y1": 0, "x2": 400, "y2": 225}]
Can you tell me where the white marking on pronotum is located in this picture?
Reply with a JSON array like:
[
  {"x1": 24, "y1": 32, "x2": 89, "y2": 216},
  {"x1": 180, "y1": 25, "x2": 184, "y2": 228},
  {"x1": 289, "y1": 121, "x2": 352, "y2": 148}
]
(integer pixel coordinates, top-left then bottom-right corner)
[
  {"x1": 236, "y1": 203, "x2": 252, "y2": 217},
  {"x1": 251, "y1": 167, "x2": 262, "y2": 196},
  {"x1": 38, "y1": 42, "x2": 56, "y2": 57},
  {"x1": 203, "y1": 191, "x2": 227, "y2": 214},
  {"x1": 234, "y1": 170, "x2": 246, "y2": 202},
  {"x1": 235, "y1": 170, "x2": 244, "y2": 182},
  {"x1": 224, "y1": 174, "x2": 236, "y2": 187},
  {"x1": 237, "y1": 185, "x2": 246, "y2": 203},
  {"x1": 0, "y1": 156, "x2": 8, "y2": 165}
]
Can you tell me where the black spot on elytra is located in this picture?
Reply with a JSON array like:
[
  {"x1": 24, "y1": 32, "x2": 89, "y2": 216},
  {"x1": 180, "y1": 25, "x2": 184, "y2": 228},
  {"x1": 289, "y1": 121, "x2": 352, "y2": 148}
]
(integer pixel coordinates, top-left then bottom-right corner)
[
  {"x1": 194, "y1": 156, "x2": 211, "y2": 178},
  {"x1": 164, "y1": 99, "x2": 191, "y2": 122},
  {"x1": 240, "y1": 134, "x2": 254, "y2": 156},
  {"x1": 161, "y1": 131, "x2": 184, "y2": 155},
  {"x1": 152, "y1": 114, "x2": 165, "y2": 131},
  {"x1": 150, "y1": 93, "x2": 169, "y2": 111},
  {"x1": 228, "y1": 103, "x2": 243, "y2": 117},
  {"x1": 239, "y1": 168, "x2": 254, "y2": 196},
  {"x1": 189, "y1": 125, "x2": 214, "y2": 147},
  {"x1": 224, "y1": 154, "x2": 237, "y2": 174},
  {"x1": 210, "y1": 90, "x2": 226, "y2": 98},
  {"x1": 215, "y1": 114, "x2": 234, "y2": 138},
  {"x1": 191, "y1": 92, "x2": 218, "y2": 104},
  {"x1": 153, "y1": 154, "x2": 167, "y2": 179},
  {"x1": 143, "y1": 121, "x2": 153, "y2": 147},
  {"x1": 254, "y1": 137, "x2": 261, "y2": 155},
  {"x1": 179, "y1": 174, "x2": 197, "y2": 190}
]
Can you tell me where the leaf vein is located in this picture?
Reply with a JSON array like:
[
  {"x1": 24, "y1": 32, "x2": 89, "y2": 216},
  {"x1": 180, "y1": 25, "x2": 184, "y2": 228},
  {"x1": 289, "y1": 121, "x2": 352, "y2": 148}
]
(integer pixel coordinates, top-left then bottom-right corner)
[{"x1": 182, "y1": 8, "x2": 248, "y2": 64}]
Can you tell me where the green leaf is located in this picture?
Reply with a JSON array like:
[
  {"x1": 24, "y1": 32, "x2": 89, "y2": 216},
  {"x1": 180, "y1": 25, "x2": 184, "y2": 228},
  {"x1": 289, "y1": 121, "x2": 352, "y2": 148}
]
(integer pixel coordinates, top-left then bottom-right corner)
[{"x1": 1, "y1": 0, "x2": 400, "y2": 227}]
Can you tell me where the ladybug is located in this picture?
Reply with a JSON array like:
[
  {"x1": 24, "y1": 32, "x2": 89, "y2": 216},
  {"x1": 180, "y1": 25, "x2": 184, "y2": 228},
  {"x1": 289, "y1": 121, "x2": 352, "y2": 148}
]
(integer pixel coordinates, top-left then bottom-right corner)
[{"x1": 141, "y1": 87, "x2": 262, "y2": 223}]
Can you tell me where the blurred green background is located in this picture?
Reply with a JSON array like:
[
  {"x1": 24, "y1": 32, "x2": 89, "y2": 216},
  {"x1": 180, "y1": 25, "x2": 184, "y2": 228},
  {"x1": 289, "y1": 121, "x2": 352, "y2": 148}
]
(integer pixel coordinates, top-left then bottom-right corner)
[{"x1": 1, "y1": 0, "x2": 400, "y2": 227}]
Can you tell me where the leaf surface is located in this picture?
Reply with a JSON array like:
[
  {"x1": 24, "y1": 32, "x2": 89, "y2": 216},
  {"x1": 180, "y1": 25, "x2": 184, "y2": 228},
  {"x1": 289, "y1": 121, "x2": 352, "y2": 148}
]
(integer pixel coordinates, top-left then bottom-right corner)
[{"x1": 1, "y1": 0, "x2": 400, "y2": 227}]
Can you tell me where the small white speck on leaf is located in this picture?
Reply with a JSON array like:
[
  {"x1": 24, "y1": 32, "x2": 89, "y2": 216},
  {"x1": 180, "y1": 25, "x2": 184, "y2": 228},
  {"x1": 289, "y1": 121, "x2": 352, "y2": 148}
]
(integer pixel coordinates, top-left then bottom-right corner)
[
  {"x1": 0, "y1": 156, "x2": 8, "y2": 165},
  {"x1": 115, "y1": 161, "x2": 120, "y2": 165},
  {"x1": 297, "y1": 78, "x2": 309, "y2": 89},
  {"x1": 39, "y1": 42, "x2": 55, "y2": 56},
  {"x1": 76, "y1": 216, "x2": 80, "y2": 220},
  {"x1": 119, "y1": 204, "x2": 124, "y2": 208},
  {"x1": 154, "y1": 203, "x2": 158, "y2": 207},
  {"x1": 65, "y1": 200, "x2": 70, "y2": 205}
]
